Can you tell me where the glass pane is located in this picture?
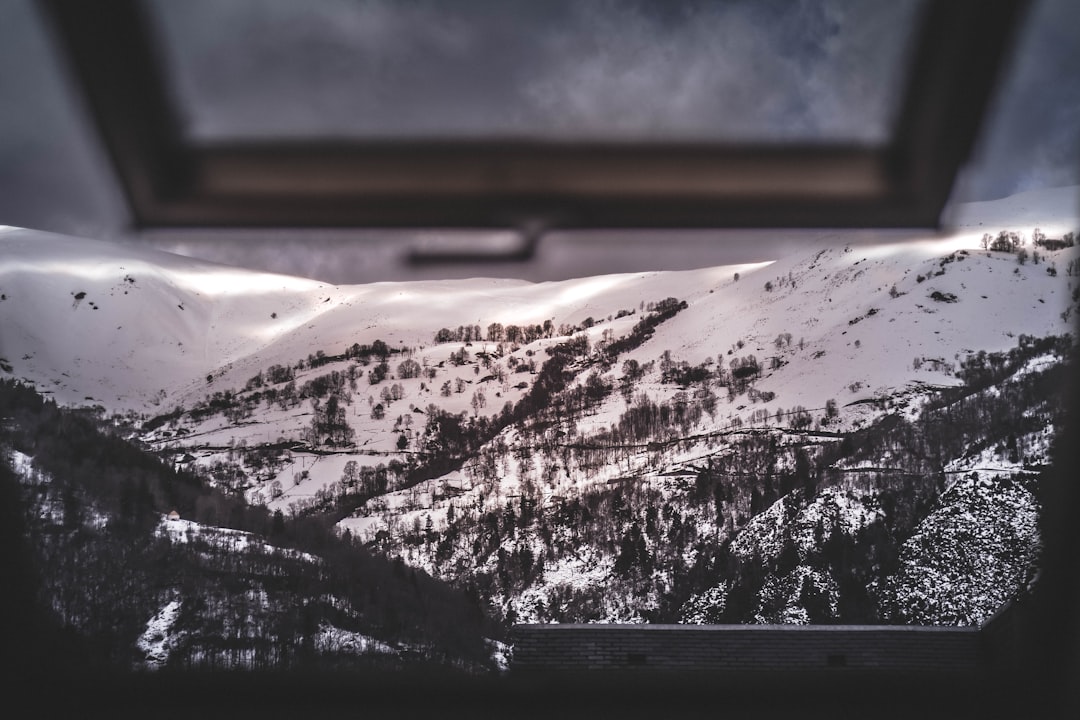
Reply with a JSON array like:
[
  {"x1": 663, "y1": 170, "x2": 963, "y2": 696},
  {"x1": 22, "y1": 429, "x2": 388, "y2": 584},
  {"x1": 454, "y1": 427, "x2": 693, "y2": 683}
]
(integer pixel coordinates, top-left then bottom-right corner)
[{"x1": 145, "y1": 0, "x2": 925, "y2": 143}]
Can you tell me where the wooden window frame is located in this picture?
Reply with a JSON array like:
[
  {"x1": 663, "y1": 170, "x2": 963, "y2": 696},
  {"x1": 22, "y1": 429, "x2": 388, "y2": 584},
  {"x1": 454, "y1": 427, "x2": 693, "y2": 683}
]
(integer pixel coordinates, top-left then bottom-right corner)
[{"x1": 41, "y1": 0, "x2": 1028, "y2": 231}]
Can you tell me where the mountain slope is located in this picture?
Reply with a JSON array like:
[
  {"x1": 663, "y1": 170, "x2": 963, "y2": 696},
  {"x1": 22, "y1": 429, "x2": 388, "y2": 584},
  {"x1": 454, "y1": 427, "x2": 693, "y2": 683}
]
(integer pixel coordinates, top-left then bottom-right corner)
[
  {"x1": 2, "y1": 186, "x2": 1077, "y2": 628},
  {"x1": 0, "y1": 380, "x2": 500, "y2": 672},
  {"x1": 0, "y1": 228, "x2": 333, "y2": 410},
  {"x1": 3, "y1": 188, "x2": 1076, "y2": 416}
]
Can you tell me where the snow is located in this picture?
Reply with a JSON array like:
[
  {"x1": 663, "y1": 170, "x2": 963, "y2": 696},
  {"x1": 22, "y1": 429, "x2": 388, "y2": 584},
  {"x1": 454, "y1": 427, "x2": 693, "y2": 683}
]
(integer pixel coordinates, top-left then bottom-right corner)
[
  {"x1": 754, "y1": 565, "x2": 839, "y2": 624},
  {"x1": 3, "y1": 186, "x2": 1074, "y2": 626},
  {"x1": 486, "y1": 638, "x2": 512, "y2": 674},
  {"x1": 944, "y1": 185, "x2": 1080, "y2": 238},
  {"x1": 136, "y1": 598, "x2": 185, "y2": 669},
  {"x1": 3, "y1": 188, "x2": 1074, "y2": 467},
  {"x1": 314, "y1": 623, "x2": 397, "y2": 657},
  {"x1": 154, "y1": 515, "x2": 320, "y2": 564},
  {"x1": 943, "y1": 425, "x2": 1054, "y2": 476},
  {"x1": 680, "y1": 584, "x2": 729, "y2": 623},
  {"x1": 880, "y1": 472, "x2": 1040, "y2": 625},
  {"x1": 730, "y1": 487, "x2": 884, "y2": 563},
  {"x1": 9, "y1": 450, "x2": 35, "y2": 482},
  {"x1": 1, "y1": 189, "x2": 1073, "y2": 419},
  {"x1": 7, "y1": 451, "x2": 112, "y2": 528}
]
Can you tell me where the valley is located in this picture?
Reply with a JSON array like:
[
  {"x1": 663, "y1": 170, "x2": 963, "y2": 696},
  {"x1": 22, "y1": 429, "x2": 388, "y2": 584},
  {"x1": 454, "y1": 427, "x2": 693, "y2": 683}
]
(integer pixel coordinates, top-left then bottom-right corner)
[{"x1": 1, "y1": 186, "x2": 1077, "y2": 667}]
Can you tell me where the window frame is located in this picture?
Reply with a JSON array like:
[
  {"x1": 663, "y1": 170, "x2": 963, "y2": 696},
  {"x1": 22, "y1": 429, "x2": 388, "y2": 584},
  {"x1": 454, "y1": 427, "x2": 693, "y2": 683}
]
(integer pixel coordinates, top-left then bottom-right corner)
[{"x1": 41, "y1": 0, "x2": 1029, "y2": 231}]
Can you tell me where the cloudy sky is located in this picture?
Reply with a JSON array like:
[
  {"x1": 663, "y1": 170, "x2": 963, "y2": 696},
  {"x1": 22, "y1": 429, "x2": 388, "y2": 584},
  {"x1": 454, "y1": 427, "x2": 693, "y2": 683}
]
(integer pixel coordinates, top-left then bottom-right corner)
[
  {"x1": 0, "y1": 0, "x2": 1077, "y2": 283},
  {"x1": 149, "y1": 0, "x2": 916, "y2": 143}
]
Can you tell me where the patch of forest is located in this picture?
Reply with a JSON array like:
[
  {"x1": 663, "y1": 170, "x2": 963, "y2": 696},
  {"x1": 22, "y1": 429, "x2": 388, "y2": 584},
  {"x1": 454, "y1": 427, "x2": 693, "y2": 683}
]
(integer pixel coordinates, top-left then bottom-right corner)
[
  {"x1": 371, "y1": 334, "x2": 1073, "y2": 625},
  {"x1": 0, "y1": 379, "x2": 502, "y2": 673},
  {"x1": 297, "y1": 297, "x2": 691, "y2": 521}
]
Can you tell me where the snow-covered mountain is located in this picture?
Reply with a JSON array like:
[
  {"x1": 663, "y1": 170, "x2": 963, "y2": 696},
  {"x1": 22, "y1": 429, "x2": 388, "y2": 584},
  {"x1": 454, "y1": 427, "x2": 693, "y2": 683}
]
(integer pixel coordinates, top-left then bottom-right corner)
[
  {"x1": 2, "y1": 187, "x2": 1075, "y2": 416},
  {"x1": 2, "y1": 187, "x2": 1074, "y2": 412},
  {"x1": 2, "y1": 186, "x2": 1077, "y2": 630}
]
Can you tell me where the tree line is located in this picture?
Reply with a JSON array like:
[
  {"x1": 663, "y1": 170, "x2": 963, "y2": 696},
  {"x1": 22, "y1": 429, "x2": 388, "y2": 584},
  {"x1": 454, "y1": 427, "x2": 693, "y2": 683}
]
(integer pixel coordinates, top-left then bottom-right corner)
[{"x1": 0, "y1": 379, "x2": 502, "y2": 673}]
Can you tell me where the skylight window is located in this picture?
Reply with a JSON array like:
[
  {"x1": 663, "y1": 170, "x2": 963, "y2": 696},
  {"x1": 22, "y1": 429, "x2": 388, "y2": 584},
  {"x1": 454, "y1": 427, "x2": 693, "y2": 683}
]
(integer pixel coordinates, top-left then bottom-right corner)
[{"x1": 145, "y1": 0, "x2": 924, "y2": 144}]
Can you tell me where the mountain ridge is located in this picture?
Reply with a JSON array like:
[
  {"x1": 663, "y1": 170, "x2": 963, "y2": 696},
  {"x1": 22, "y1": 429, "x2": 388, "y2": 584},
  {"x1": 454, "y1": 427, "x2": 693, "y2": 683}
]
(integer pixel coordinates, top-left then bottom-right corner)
[{"x1": 2, "y1": 186, "x2": 1077, "y2": 631}]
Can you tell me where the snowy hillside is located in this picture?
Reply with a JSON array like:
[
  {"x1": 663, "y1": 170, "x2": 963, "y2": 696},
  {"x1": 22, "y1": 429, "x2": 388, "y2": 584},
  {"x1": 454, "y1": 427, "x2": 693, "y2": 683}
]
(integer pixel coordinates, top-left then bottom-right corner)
[
  {"x1": 2, "y1": 187, "x2": 1076, "y2": 416},
  {"x1": 0, "y1": 227, "x2": 330, "y2": 410},
  {"x1": 0, "y1": 382, "x2": 501, "y2": 672},
  {"x1": 2, "y1": 186, "x2": 1077, "y2": 628},
  {"x1": 2, "y1": 227, "x2": 760, "y2": 413}
]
